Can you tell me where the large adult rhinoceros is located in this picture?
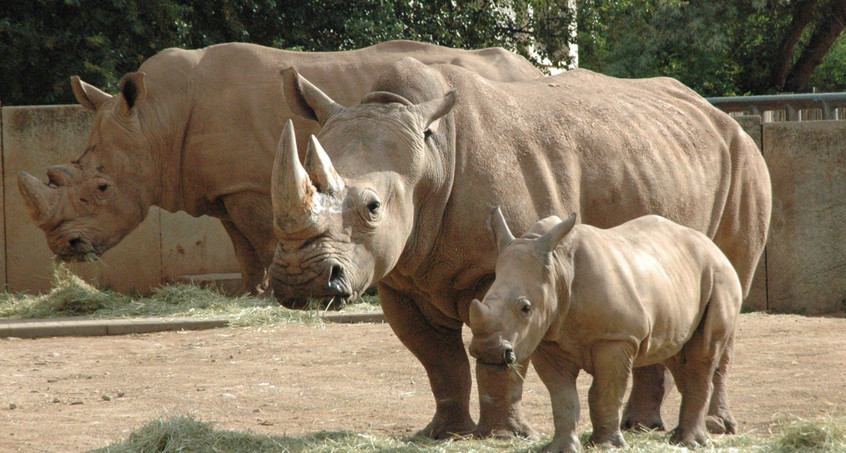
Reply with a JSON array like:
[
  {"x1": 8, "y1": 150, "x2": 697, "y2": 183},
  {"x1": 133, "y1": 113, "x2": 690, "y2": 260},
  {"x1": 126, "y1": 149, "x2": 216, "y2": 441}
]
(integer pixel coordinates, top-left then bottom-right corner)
[
  {"x1": 17, "y1": 40, "x2": 542, "y2": 295},
  {"x1": 270, "y1": 58, "x2": 771, "y2": 439}
]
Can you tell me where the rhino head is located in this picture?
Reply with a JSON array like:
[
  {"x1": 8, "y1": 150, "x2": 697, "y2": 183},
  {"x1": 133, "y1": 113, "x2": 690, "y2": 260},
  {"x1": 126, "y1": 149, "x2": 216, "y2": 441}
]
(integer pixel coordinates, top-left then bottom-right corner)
[
  {"x1": 269, "y1": 65, "x2": 456, "y2": 310},
  {"x1": 18, "y1": 73, "x2": 159, "y2": 261},
  {"x1": 468, "y1": 208, "x2": 577, "y2": 366}
]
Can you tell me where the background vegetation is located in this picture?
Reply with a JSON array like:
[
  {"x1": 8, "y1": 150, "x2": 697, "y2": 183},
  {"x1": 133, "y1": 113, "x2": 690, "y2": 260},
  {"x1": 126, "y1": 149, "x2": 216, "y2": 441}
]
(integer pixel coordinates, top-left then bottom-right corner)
[{"x1": 1, "y1": 0, "x2": 845, "y2": 104}]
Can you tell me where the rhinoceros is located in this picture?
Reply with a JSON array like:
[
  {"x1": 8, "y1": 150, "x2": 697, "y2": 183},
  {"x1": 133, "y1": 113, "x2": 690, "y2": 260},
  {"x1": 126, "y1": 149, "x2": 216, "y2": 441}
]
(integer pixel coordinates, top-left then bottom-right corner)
[
  {"x1": 16, "y1": 40, "x2": 542, "y2": 295},
  {"x1": 270, "y1": 58, "x2": 771, "y2": 438},
  {"x1": 469, "y1": 209, "x2": 742, "y2": 452}
]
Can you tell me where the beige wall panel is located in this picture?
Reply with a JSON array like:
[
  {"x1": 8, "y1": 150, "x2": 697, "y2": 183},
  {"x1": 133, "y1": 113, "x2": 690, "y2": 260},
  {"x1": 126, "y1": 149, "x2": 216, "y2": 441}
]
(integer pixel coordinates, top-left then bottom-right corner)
[
  {"x1": 2, "y1": 105, "x2": 162, "y2": 294},
  {"x1": 733, "y1": 115, "x2": 767, "y2": 311},
  {"x1": 160, "y1": 211, "x2": 240, "y2": 281},
  {"x1": 763, "y1": 121, "x2": 846, "y2": 314}
]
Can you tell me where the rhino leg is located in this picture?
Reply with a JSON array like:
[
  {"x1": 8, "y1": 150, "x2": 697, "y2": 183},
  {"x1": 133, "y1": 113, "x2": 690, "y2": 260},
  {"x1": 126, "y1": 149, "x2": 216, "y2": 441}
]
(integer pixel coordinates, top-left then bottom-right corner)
[
  {"x1": 475, "y1": 360, "x2": 538, "y2": 439},
  {"x1": 706, "y1": 333, "x2": 737, "y2": 434},
  {"x1": 586, "y1": 341, "x2": 632, "y2": 449},
  {"x1": 221, "y1": 193, "x2": 275, "y2": 295},
  {"x1": 664, "y1": 342, "x2": 718, "y2": 447},
  {"x1": 533, "y1": 344, "x2": 581, "y2": 453},
  {"x1": 378, "y1": 284, "x2": 476, "y2": 439},
  {"x1": 621, "y1": 364, "x2": 667, "y2": 431}
]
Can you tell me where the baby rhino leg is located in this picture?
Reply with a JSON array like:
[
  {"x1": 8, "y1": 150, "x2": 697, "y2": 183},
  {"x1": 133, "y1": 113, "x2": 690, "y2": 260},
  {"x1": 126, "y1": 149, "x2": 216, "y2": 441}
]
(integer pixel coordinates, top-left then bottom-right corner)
[
  {"x1": 587, "y1": 341, "x2": 635, "y2": 449},
  {"x1": 532, "y1": 344, "x2": 581, "y2": 453},
  {"x1": 665, "y1": 335, "x2": 721, "y2": 447}
]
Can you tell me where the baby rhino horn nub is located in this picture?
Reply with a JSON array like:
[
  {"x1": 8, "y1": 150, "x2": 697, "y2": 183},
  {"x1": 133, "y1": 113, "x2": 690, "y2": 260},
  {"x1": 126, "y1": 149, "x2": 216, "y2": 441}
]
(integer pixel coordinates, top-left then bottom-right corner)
[
  {"x1": 271, "y1": 120, "x2": 319, "y2": 236},
  {"x1": 488, "y1": 206, "x2": 515, "y2": 251},
  {"x1": 18, "y1": 171, "x2": 59, "y2": 227},
  {"x1": 535, "y1": 212, "x2": 578, "y2": 254}
]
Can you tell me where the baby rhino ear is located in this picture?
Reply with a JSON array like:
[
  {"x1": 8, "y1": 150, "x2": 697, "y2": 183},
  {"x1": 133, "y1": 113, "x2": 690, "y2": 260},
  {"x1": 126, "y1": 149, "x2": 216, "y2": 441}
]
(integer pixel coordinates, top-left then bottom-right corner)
[
  {"x1": 487, "y1": 206, "x2": 515, "y2": 252},
  {"x1": 535, "y1": 212, "x2": 577, "y2": 255}
]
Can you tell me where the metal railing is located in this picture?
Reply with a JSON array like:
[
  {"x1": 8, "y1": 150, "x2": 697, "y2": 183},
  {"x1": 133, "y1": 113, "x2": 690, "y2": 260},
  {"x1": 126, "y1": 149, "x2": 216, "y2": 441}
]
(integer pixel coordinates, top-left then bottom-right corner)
[{"x1": 707, "y1": 92, "x2": 846, "y2": 122}]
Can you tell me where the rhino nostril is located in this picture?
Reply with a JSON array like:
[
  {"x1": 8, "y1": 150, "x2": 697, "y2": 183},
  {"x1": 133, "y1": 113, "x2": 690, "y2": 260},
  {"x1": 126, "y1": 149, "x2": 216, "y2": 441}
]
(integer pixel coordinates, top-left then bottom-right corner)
[
  {"x1": 328, "y1": 264, "x2": 346, "y2": 294},
  {"x1": 503, "y1": 347, "x2": 516, "y2": 364},
  {"x1": 68, "y1": 237, "x2": 87, "y2": 253}
]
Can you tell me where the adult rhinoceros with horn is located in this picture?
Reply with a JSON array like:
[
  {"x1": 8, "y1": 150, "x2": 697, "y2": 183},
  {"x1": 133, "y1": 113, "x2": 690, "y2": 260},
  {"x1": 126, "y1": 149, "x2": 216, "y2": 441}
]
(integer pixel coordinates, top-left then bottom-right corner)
[
  {"x1": 270, "y1": 58, "x2": 771, "y2": 439},
  {"x1": 17, "y1": 40, "x2": 542, "y2": 295}
]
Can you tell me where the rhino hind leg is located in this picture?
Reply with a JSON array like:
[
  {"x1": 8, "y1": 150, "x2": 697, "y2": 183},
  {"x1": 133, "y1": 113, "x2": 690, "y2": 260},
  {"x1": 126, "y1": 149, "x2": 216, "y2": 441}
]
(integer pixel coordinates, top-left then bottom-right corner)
[
  {"x1": 378, "y1": 284, "x2": 476, "y2": 439},
  {"x1": 706, "y1": 333, "x2": 737, "y2": 434},
  {"x1": 621, "y1": 364, "x2": 667, "y2": 431}
]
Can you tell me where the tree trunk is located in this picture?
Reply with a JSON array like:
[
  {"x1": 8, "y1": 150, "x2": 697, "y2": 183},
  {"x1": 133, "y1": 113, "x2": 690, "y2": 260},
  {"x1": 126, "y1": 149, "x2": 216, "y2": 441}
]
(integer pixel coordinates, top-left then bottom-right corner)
[
  {"x1": 770, "y1": 0, "x2": 817, "y2": 90},
  {"x1": 784, "y1": 0, "x2": 846, "y2": 92}
]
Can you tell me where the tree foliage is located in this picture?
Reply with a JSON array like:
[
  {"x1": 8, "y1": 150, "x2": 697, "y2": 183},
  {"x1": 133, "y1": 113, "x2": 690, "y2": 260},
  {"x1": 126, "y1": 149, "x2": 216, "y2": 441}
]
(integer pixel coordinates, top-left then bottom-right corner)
[
  {"x1": 577, "y1": 0, "x2": 846, "y2": 96},
  {"x1": 1, "y1": 0, "x2": 845, "y2": 105}
]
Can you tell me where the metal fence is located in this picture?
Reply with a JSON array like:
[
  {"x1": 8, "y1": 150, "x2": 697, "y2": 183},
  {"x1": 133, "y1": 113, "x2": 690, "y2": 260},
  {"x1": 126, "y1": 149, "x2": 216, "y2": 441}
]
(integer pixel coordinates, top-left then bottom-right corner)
[{"x1": 707, "y1": 92, "x2": 846, "y2": 122}]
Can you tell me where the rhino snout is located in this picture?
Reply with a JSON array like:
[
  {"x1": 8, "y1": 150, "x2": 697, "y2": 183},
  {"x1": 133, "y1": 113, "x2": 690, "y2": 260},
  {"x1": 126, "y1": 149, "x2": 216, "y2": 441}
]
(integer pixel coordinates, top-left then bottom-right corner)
[{"x1": 469, "y1": 337, "x2": 515, "y2": 366}]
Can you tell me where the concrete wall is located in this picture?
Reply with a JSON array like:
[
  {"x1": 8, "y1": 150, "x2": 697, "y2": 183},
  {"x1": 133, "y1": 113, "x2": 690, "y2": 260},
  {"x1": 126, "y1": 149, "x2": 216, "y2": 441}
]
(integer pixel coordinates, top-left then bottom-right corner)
[
  {"x1": 764, "y1": 121, "x2": 846, "y2": 314},
  {"x1": 0, "y1": 106, "x2": 844, "y2": 314},
  {"x1": 1, "y1": 105, "x2": 239, "y2": 294}
]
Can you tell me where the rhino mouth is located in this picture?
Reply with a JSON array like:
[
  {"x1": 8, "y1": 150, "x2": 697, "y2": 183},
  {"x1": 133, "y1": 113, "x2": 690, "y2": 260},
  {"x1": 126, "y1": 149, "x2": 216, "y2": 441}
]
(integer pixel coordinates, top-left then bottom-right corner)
[
  {"x1": 277, "y1": 291, "x2": 361, "y2": 311},
  {"x1": 469, "y1": 340, "x2": 517, "y2": 367}
]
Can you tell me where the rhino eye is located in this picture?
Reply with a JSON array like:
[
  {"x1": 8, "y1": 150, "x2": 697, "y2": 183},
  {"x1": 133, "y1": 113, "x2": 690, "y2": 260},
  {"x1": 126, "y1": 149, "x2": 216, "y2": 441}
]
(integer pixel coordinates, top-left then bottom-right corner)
[
  {"x1": 518, "y1": 298, "x2": 532, "y2": 315},
  {"x1": 367, "y1": 201, "x2": 381, "y2": 214},
  {"x1": 97, "y1": 183, "x2": 110, "y2": 192}
]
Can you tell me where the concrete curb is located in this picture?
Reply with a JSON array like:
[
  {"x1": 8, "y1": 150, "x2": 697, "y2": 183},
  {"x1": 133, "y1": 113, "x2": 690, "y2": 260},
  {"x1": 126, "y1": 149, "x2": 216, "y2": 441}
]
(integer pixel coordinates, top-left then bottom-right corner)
[{"x1": 0, "y1": 312, "x2": 385, "y2": 339}]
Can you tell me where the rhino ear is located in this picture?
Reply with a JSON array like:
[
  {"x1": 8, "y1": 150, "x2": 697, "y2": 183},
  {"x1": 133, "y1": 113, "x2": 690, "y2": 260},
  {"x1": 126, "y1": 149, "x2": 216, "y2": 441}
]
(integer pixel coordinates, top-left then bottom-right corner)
[
  {"x1": 535, "y1": 213, "x2": 578, "y2": 255},
  {"x1": 412, "y1": 90, "x2": 457, "y2": 136},
  {"x1": 71, "y1": 76, "x2": 113, "y2": 111},
  {"x1": 487, "y1": 206, "x2": 515, "y2": 252},
  {"x1": 118, "y1": 72, "x2": 147, "y2": 114},
  {"x1": 281, "y1": 67, "x2": 344, "y2": 125}
]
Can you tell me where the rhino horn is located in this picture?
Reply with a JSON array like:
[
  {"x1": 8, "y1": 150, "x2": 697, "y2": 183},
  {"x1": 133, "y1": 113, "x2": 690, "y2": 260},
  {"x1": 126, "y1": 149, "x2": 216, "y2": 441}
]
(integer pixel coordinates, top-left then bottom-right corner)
[
  {"x1": 488, "y1": 206, "x2": 515, "y2": 252},
  {"x1": 18, "y1": 171, "x2": 59, "y2": 227},
  {"x1": 536, "y1": 213, "x2": 578, "y2": 255},
  {"x1": 469, "y1": 298, "x2": 490, "y2": 330},
  {"x1": 272, "y1": 120, "x2": 322, "y2": 236},
  {"x1": 305, "y1": 135, "x2": 344, "y2": 195}
]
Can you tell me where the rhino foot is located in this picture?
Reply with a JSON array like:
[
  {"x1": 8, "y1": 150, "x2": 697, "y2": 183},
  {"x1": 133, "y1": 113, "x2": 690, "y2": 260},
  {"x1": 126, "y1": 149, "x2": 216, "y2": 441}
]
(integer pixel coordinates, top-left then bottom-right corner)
[
  {"x1": 706, "y1": 413, "x2": 737, "y2": 435},
  {"x1": 670, "y1": 426, "x2": 709, "y2": 448},
  {"x1": 416, "y1": 416, "x2": 475, "y2": 440},
  {"x1": 587, "y1": 430, "x2": 628, "y2": 449},
  {"x1": 541, "y1": 434, "x2": 581, "y2": 453},
  {"x1": 474, "y1": 419, "x2": 538, "y2": 440},
  {"x1": 621, "y1": 410, "x2": 665, "y2": 432}
]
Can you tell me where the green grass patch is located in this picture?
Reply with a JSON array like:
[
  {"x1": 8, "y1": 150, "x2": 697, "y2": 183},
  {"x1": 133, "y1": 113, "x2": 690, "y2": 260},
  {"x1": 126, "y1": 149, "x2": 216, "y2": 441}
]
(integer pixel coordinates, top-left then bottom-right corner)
[
  {"x1": 86, "y1": 414, "x2": 846, "y2": 453},
  {"x1": 0, "y1": 263, "x2": 380, "y2": 326}
]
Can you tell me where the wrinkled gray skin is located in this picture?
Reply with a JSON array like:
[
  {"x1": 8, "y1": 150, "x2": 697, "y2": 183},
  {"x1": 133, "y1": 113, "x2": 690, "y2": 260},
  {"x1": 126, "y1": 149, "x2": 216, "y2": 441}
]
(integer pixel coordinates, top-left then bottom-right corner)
[
  {"x1": 270, "y1": 58, "x2": 771, "y2": 438},
  {"x1": 16, "y1": 41, "x2": 542, "y2": 296},
  {"x1": 469, "y1": 210, "x2": 742, "y2": 452}
]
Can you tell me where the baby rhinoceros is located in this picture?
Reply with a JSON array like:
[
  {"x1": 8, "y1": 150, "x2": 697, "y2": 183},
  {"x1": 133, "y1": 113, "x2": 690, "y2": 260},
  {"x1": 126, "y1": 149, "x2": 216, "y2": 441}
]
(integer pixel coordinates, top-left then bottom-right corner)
[{"x1": 469, "y1": 208, "x2": 742, "y2": 452}]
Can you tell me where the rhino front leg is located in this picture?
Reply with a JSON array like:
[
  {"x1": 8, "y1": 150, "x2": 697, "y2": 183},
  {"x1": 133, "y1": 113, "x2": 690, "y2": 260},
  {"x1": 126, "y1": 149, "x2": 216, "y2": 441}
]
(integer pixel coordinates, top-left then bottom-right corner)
[
  {"x1": 221, "y1": 193, "x2": 276, "y2": 295},
  {"x1": 378, "y1": 284, "x2": 475, "y2": 439},
  {"x1": 587, "y1": 341, "x2": 633, "y2": 449},
  {"x1": 622, "y1": 363, "x2": 668, "y2": 431},
  {"x1": 474, "y1": 360, "x2": 538, "y2": 439},
  {"x1": 533, "y1": 343, "x2": 581, "y2": 453}
]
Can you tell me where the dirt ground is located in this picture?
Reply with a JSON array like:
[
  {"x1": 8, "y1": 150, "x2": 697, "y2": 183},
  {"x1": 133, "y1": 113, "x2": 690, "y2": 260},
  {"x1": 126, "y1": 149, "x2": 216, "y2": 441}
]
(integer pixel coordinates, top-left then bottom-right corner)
[{"x1": 1, "y1": 313, "x2": 844, "y2": 452}]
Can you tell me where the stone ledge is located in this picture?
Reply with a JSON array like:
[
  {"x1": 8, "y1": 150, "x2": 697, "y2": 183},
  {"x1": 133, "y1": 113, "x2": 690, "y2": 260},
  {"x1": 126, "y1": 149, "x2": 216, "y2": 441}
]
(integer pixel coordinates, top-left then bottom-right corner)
[{"x1": 0, "y1": 312, "x2": 386, "y2": 339}]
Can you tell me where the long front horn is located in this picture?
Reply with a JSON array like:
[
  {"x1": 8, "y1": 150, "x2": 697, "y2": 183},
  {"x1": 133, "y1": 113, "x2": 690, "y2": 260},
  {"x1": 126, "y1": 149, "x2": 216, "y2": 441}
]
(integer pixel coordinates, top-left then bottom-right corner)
[
  {"x1": 469, "y1": 298, "x2": 490, "y2": 331},
  {"x1": 271, "y1": 120, "x2": 321, "y2": 236},
  {"x1": 18, "y1": 171, "x2": 60, "y2": 227},
  {"x1": 305, "y1": 135, "x2": 344, "y2": 195},
  {"x1": 487, "y1": 206, "x2": 515, "y2": 252}
]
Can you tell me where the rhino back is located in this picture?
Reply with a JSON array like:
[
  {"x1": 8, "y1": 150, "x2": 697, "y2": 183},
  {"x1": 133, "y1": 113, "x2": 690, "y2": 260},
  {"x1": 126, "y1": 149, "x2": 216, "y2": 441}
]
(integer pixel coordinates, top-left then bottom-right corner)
[
  {"x1": 387, "y1": 63, "x2": 762, "y2": 315},
  {"x1": 136, "y1": 42, "x2": 540, "y2": 214},
  {"x1": 560, "y1": 216, "x2": 740, "y2": 364}
]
